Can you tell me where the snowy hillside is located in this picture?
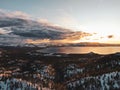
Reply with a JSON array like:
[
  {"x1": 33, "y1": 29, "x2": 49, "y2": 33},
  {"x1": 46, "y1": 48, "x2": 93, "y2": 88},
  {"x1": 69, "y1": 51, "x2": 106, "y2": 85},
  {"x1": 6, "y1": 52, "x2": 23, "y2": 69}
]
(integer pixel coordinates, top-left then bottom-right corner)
[{"x1": 0, "y1": 47, "x2": 120, "y2": 90}]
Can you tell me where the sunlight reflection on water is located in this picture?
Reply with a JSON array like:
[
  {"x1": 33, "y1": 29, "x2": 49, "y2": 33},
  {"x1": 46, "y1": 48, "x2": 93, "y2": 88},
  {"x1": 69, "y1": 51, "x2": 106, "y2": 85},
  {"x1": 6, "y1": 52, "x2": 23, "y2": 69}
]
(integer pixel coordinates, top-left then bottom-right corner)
[{"x1": 40, "y1": 46, "x2": 120, "y2": 54}]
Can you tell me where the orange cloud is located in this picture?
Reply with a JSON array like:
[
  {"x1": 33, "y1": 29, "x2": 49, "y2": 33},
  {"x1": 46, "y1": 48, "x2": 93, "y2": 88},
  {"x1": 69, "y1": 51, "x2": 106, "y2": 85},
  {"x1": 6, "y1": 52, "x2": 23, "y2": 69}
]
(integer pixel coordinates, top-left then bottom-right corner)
[
  {"x1": 26, "y1": 39, "x2": 50, "y2": 44},
  {"x1": 26, "y1": 38, "x2": 78, "y2": 45},
  {"x1": 108, "y1": 35, "x2": 114, "y2": 38}
]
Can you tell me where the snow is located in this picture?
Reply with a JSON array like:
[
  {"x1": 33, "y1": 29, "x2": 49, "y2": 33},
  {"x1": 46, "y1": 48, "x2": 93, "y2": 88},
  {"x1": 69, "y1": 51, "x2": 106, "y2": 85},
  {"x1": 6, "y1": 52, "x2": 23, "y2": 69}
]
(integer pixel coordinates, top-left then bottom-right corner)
[
  {"x1": 0, "y1": 64, "x2": 55, "y2": 90},
  {"x1": 64, "y1": 64, "x2": 84, "y2": 78},
  {"x1": 67, "y1": 71, "x2": 120, "y2": 90},
  {"x1": 0, "y1": 77, "x2": 52, "y2": 90}
]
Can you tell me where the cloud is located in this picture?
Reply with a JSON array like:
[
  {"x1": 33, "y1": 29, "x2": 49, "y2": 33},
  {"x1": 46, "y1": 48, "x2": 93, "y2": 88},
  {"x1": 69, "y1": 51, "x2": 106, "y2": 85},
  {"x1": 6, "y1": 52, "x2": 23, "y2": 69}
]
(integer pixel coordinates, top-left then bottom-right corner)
[
  {"x1": 0, "y1": 28, "x2": 11, "y2": 34},
  {"x1": 0, "y1": 9, "x2": 91, "y2": 45},
  {"x1": 0, "y1": 9, "x2": 31, "y2": 19},
  {"x1": 37, "y1": 18, "x2": 53, "y2": 26},
  {"x1": 37, "y1": 18, "x2": 49, "y2": 23},
  {"x1": 26, "y1": 39, "x2": 50, "y2": 44},
  {"x1": 11, "y1": 11, "x2": 31, "y2": 19},
  {"x1": 0, "y1": 9, "x2": 81, "y2": 30},
  {"x1": 108, "y1": 35, "x2": 114, "y2": 38},
  {"x1": 26, "y1": 38, "x2": 77, "y2": 44}
]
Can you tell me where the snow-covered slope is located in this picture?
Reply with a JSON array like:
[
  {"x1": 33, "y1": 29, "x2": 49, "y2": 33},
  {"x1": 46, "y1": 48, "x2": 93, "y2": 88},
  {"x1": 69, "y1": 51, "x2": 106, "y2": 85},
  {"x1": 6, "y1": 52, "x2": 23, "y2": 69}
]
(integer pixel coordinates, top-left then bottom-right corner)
[{"x1": 67, "y1": 71, "x2": 120, "y2": 90}]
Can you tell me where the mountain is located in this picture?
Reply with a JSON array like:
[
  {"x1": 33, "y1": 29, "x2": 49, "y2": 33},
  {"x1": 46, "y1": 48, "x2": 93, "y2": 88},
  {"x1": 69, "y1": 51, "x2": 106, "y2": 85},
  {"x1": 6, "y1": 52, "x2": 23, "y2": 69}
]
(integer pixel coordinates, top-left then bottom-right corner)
[
  {"x1": 0, "y1": 10, "x2": 90, "y2": 46},
  {"x1": 0, "y1": 47, "x2": 120, "y2": 90}
]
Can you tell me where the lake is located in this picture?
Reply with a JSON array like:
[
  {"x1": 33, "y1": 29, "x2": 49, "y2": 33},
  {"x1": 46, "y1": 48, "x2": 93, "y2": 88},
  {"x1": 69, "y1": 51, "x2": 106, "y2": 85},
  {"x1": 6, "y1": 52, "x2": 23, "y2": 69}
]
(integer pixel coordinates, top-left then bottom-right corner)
[{"x1": 39, "y1": 46, "x2": 120, "y2": 54}]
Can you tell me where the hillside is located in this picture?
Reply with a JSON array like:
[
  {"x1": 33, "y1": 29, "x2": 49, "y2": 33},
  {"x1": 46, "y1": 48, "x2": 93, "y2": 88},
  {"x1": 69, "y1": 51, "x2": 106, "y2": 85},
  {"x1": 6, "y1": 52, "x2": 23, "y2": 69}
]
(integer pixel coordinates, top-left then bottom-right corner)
[{"x1": 0, "y1": 47, "x2": 120, "y2": 90}]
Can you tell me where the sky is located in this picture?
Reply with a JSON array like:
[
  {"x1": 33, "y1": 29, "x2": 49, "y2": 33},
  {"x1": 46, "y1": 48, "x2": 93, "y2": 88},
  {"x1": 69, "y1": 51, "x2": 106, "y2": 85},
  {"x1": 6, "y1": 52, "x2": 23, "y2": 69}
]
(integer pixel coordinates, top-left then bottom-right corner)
[{"x1": 0, "y1": 0, "x2": 120, "y2": 43}]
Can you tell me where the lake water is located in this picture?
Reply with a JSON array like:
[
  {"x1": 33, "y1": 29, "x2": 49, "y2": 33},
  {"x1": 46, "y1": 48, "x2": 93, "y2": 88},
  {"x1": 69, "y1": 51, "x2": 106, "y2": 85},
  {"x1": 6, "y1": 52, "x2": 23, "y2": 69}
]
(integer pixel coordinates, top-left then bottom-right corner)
[{"x1": 40, "y1": 46, "x2": 120, "y2": 54}]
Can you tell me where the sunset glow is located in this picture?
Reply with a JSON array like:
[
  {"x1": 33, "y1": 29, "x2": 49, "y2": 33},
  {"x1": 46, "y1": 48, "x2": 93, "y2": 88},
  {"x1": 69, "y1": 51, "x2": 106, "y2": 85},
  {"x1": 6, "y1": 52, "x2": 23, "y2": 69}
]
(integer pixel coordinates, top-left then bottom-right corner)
[
  {"x1": 0, "y1": 0, "x2": 120, "y2": 44},
  {"x1": 26, "y1": 39, "x2": 77, "y2": 44},
  {"x1": 78, "y1": 33, "x2": 120, "y2": 44}
]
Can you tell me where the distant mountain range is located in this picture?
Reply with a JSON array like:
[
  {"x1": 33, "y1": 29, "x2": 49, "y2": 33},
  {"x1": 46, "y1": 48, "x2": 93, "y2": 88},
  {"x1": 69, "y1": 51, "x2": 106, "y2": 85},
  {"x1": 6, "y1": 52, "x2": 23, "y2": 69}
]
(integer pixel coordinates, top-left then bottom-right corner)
[{"x1": 0, "y1": 10, "x2": 89, "y2": 46}]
